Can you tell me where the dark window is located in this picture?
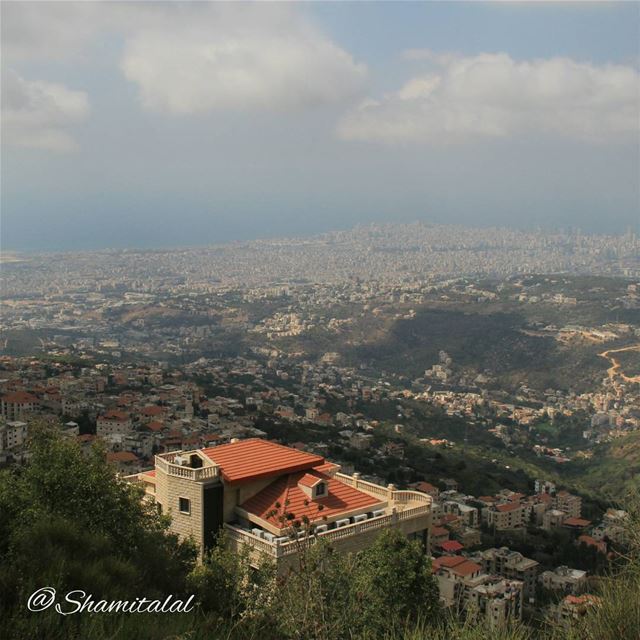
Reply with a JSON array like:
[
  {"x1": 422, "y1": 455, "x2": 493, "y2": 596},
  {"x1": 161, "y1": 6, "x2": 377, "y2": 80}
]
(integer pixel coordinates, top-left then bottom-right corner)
[
  {"x1": 315, "y1": 482, "x2": 326, "y2": 497},
  {"x1": 179, "y1": 497, "x2": 190, "y2": 514}
]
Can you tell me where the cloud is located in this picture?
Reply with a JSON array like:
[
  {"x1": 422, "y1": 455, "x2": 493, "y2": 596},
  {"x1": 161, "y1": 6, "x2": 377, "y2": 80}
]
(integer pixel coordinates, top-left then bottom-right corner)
[
  {"x1": 1, "y1": 2, "x2": 105, "y2": 61},
  {"x1": 338, "y1": 52, "x2": 640, "y2": 144},
  {"x1": 1, "y1": 71, "x2": 90, "y2": 152},
  {"x1": 3, "y1": 3, "x2": 366, "y2": 115},
  {"x1": 120, "y1": 5, "x2": 367, "y2": 113}
]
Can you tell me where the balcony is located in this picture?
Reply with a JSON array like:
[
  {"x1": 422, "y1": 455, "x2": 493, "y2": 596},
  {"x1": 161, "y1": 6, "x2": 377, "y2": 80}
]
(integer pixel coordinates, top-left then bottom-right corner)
[{"x1": 154, "y1": 451, "x2": 220, "y2": 481}]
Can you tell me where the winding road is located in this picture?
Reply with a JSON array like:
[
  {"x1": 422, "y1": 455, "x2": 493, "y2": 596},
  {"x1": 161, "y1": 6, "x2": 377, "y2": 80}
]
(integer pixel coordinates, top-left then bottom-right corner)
[{"x1": 599, "y1": 344, "x2": 640, "y2": 385}]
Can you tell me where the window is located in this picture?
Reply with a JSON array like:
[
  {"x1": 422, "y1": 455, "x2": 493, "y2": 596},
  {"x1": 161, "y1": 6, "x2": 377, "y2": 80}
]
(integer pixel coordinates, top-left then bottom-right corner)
[
  {"x1": 179, "y1": 497, "x2": 191, "y2": 514},
  {"x1": 315, "y1": 482, "x2": 327, "y2": 498}
]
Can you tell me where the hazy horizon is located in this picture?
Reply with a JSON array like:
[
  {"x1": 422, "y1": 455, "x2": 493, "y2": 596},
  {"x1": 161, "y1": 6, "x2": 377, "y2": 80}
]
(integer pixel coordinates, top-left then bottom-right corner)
[
  {"x1": 2, "y1": 219, "x2": 638, "y2": 257},
  {"x1": 2, "y1": 1, "x2": 639, "y2": 251}
]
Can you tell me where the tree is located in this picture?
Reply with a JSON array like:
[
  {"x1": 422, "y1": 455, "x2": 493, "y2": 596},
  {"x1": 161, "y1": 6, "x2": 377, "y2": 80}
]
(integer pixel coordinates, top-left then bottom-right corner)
[
  {"x1": 0, "y1": 424, "x2": 197, "y2": 615},
  {"x1": 349, "y1": 528, "x2": 441, "y2": 636}
]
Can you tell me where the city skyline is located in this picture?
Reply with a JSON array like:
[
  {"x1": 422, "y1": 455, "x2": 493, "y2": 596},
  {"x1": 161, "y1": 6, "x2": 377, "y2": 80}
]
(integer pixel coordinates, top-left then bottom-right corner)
[{"x1": 2, "y1": 1, "x2": 639, "y2": 251}]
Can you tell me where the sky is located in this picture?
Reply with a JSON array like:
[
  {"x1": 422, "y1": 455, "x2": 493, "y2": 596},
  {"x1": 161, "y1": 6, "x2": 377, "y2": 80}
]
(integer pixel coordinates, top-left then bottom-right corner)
[{"x1": 1, "y1": 1, "x2": 639, "y2": 251}]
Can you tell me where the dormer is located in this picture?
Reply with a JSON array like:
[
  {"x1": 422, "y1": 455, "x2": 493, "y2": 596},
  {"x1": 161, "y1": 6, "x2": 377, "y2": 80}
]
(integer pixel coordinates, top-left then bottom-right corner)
[{"x1": 298, "y1": 473, "x2": 328, "y2": 500}]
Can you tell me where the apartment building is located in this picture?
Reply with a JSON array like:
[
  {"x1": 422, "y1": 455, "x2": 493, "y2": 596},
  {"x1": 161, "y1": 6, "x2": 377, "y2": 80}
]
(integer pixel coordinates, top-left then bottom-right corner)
[
  {"x1": 127, "y1": 438, "x2": 432, "y2": 573},
  {"x1": 484, "y1": 502, "x2": 527, "y2": 531},
  {"x1": 96, "y1": 410, "x2": 133, "y2": 437},
  {"x1": 540, "y1": 566, "x2": 587, "y2": 594},
  {"x1": 432, "y1": 556, "x2": 523, "y2": 627},
  {"x1": 0, "y1": 420, "x2": 28, "y2": 452},
  {"x1": 472, "y1": 547, "x2": 539, "y2": 603},
  {"x1": 442, "y1": 500, "x2": 479, "y2": 528},
  {"x1": 543, "y1": 509, "x2": 568, "y2": 531},
  {"x1": 554, "y1": 491, "x2": 582, "y2": 519},
  {"x1": 1, "y1": 391, "x2": 40, "y2": 421}
]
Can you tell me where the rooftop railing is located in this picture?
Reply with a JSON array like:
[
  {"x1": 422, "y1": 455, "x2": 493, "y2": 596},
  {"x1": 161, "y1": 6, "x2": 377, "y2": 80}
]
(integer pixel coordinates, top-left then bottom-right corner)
[
  {"x1": 155, "y1": 451, "x2": 220, "y2": 481},
  {"x1": 336, "y1": 473, "x2": 431, "y2": 510},
  {"x1": 225, "y1": 476, "x2": 431, "y2": 560}
]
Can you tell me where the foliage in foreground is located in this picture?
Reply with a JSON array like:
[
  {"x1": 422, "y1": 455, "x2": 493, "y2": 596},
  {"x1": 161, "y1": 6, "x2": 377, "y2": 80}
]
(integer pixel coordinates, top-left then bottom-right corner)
[{"x1": 0, "y1": 426, "x2": 638, "y2": 640}]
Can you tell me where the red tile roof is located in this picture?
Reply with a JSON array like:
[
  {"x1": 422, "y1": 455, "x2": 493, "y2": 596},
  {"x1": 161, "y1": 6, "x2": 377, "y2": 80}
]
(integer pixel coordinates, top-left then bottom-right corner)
[
  {"x1": 100, "y1": 410, "x2": 129, "y2": 421},
  {"x1": 440, "y1": 514, "x2": 459, "y2": 523},
  {"x1": 563, "y1": 517, "x2": 591, "y2": 528},
  {"x1": 107, "y1": 451, "x2": 139, "y2": 463},
  {"x1": 433, "y1": 556, "x2": 466, "y2": 570},
  {"x1": 450, "y1": 560, "x2": 482, "y2": 577},
  {"x1": 564, "y1": 594, "x2": 600, "y2": 606},
  {"x1": 411, "y1": 481, "x2": 439, "y2": 494},
  {"x1": 2, "y1": 391, "x2": 39, "y2": 403},
  {"x1": 141, "y1": 405, "x2": 165, "y2": 416},
  {"x1": 495, "y1": 502, "x2": 523, "y2": 513},
  {"x1": 578, "y1": 535, "x2": 606, "y2": 551},
  {"x1": 432, "y1": 556, "x2": 482, "y2": 577},
  {"x1": 439, "y1": 540, "x2": 464, "y2": 552},
  {"x1": 202, "y1": 438, "x2": 325, "y2": 484},
  {"x1": 239, "y1": 469, "x2": 382, "y2": 531},
  {"x1": 298, "y1": 473, "x2": 323, "y2": 488},
  {"x1": 313, "y1": 461, "x2": 340, "y2": 475}
]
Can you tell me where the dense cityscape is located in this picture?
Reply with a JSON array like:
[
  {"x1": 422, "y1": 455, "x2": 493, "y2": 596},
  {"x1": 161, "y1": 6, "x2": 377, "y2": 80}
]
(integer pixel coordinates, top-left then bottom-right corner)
[{"x1": 1, "y1": 223, "x2": 639, "y2": 632}]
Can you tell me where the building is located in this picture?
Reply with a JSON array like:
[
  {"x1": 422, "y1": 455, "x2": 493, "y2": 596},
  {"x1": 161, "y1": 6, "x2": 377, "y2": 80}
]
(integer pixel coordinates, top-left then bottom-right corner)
[
  {"x1": 540, "y1": 566, "x2": 587, "y2": 594},
  {"x1": 555, "y1": 491, "x2": 582, "y2": 519},
  {"x1": 127, "y1": 438, "x2": 432, "y2": 573},
  {"x1": 458, "y1": 527, "x2": 482, "y2": 548},
  {"x1": 534, "y1": 479, "x2": 556, "y2": 495},
  {"x1": 0, "y1": 420, "x2": 28, "y2": 451},
  {"x1": 442, "y1": 500, "x2": 479, "y2": 528},
  {"x1": 472, "y1": 547, "x2": 539, "y2": 603},
  {"x1": 543, "y1": 509, "x2": 567, "y2": 531},
  {"x1": 107, "y1": 450, "x2": 142, "y2": 474},
  {"x1": 437, "y1": 540, "x2": 464, "y2": 556},
  {"x1": 593, "y1": 509, "x2": 629, "y2": 546},
  {"x1": 1, "y1": 391, "x2": 40, "y2": 421},
  {"x1": 555, "y1": 594, "x2": 600, "y2": 625},
  {"x1": 409, "y1": 481, "x2": 440, "y2": 500},
  {"x1": 96, "y1": 410, "x2": 133, "y2": 437},
  {"x1": 432, "y1": 556, "x2": 523, "y2": 627},
  {"x1": 484, "y1": 502, "x2": 527, "y2": 531},
  {"x1": 467, "y1": 578, "x2": 523, "y2": 628},
  {"x1": 562, "y1": 517, "x2": 592, "y2": 532}
]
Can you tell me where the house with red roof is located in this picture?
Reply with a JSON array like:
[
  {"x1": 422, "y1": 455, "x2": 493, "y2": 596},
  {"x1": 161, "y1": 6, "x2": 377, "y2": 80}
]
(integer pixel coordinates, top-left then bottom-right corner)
[
  {"x1": 431, "y1": 526, "x2": 450, "y2": 547},
  {"x1": 577, "y1": 535, "x2": 607, "y2": 554},
  {"x1": 1, "y1": 390, "x2": 40, "y2": 421},
  {"x1": 139, "y1": 405, "x2": 167, "y2": 423},
  {"x1": 127, "y1": 438, "x2": 432, "y2": 572},
  {"x1": 484, "y1": 500, "x2": 527, "y2": 531},
  {"x1": 562, "y1": 517, "x2": 592, "y2": 531},
  {"x1": 107, "y1": 450, "x2": 141, "y2": 473},
  {"x1": 556, "y1": 594, "x2": 600, "y2": 624},
  {"x1": 438, "y1": 540, "x2": 464, "y2": 555},
  {"x1": 409, "y1": 481, "x2": 440, "y2": 499}
]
